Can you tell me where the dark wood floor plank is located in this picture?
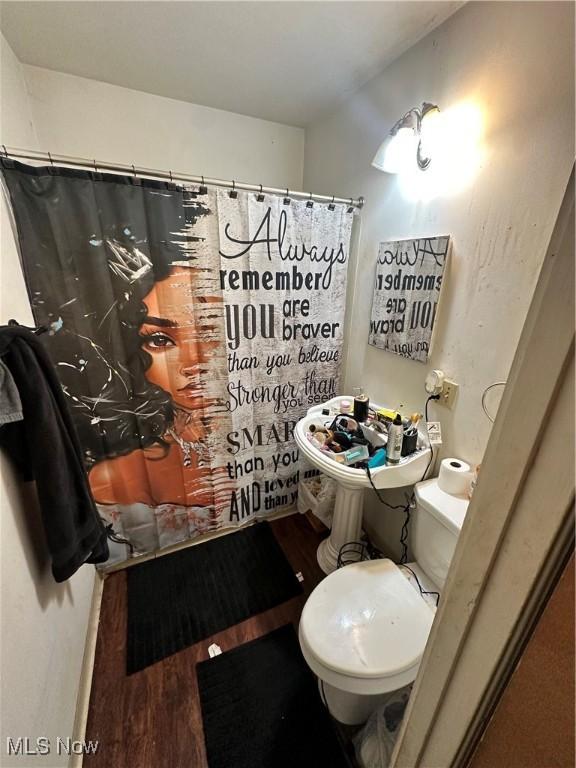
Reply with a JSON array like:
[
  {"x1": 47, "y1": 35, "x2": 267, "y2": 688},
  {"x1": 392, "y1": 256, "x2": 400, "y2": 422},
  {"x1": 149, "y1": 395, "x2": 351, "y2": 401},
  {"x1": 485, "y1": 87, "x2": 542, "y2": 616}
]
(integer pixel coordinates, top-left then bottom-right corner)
[{"x1": 84, "y1": 514, "x2": 326, "y2": 768}]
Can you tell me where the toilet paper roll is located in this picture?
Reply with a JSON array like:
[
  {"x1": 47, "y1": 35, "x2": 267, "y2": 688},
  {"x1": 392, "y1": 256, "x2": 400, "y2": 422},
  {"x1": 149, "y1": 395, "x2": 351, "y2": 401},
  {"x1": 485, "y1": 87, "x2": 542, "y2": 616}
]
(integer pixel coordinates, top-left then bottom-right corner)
[{"x1": 438, "y1": 458, "x2": 472, "y2": 496}]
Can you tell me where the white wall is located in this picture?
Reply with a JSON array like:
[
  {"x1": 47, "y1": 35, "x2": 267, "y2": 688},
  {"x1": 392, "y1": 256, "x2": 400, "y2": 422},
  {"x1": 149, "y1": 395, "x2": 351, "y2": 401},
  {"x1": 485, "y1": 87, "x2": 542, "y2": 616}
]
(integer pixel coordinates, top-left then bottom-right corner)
[
  {"x1": 303, "y1": 1, "x2": 574, "y2": 557},
  {"x1": 0, "y1": 33, "x2": 97, "y2": 768},
  {"x1": 22, "y1": 65, "x2": 304, "y2": 189}
]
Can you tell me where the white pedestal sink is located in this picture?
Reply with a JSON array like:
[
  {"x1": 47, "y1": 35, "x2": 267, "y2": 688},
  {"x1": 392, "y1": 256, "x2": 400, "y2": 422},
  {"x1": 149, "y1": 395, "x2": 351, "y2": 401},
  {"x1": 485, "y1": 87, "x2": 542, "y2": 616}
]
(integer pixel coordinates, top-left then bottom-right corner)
[{"x1": 295, "y1": 396, "x2": 431, "y2": 574}]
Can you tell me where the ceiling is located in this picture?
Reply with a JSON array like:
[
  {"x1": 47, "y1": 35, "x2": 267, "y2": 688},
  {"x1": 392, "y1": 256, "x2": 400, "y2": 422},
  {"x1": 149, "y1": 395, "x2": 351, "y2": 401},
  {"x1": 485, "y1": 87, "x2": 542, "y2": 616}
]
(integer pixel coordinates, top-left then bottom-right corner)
[{"x1": 0, "y1": 1, "x2": 463, "y2": 127}]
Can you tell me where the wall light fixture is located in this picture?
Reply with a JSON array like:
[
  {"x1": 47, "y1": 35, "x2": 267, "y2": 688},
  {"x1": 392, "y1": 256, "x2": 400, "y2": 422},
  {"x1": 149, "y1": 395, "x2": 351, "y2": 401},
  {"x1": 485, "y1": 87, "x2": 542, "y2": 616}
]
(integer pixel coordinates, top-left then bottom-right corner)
[{"x1": 372, "y1": 102, "x2": 441, "y2": 174}]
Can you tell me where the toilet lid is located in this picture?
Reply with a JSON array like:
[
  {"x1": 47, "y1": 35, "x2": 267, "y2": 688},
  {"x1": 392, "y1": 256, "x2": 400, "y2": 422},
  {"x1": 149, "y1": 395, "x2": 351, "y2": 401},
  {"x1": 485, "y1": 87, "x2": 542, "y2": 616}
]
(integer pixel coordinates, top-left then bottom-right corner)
[{"x1": 300, "y1": 559, "x2": 434, "y2": 679}]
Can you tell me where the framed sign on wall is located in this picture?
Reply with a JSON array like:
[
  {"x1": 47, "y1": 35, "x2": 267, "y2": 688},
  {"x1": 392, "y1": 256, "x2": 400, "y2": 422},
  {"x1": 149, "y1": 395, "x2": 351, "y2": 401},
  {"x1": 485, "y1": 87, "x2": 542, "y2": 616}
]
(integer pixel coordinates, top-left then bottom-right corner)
[{"x1": 368, "y1": 236, "x2": 450, "y2": 363}]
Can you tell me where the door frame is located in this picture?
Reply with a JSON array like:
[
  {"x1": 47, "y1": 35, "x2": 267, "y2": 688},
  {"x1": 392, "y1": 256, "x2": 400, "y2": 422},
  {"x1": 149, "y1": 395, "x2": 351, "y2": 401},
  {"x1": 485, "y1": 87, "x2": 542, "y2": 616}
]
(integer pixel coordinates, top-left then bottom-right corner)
[{"x1": 391, "y1": 168, "x2": 575, "y2": 768}]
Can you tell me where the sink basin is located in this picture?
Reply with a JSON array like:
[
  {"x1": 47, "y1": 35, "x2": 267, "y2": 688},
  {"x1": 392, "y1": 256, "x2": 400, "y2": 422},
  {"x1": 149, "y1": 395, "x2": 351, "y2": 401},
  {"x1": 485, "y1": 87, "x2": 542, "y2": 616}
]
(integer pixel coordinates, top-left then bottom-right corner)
[
  {"x1": 296, "y1": 401, "x2": 431, "y2": 490},
  {"x1": 295, "y1": 396, "x2": 431, "y2": 573}
]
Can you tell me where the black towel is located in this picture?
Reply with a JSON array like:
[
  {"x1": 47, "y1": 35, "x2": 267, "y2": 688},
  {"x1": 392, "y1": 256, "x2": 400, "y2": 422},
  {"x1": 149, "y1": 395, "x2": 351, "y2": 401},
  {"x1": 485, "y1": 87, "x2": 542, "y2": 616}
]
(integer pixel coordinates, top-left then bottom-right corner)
[{"x1": 0, "y1": 325, "x2": 108, "y2": 581}]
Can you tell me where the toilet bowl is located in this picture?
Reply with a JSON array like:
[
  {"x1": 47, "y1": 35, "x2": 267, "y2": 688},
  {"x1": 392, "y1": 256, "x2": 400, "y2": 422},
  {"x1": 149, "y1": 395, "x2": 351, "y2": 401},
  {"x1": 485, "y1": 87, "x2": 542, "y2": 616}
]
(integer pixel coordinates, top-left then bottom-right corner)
[
  {"x1": 299, "y1": 478, "x2": 469, "y2": 725},
  {"x1": 299, "y1": 558, "x2": 434, "y2": 724}
]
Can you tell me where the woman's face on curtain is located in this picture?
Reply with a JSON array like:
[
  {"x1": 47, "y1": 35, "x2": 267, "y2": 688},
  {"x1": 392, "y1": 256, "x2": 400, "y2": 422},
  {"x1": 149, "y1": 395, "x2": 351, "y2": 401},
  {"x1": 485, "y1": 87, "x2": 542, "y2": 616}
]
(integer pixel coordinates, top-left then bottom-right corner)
[{"x1": 139, "y1": 266, "x2": 208, "y2": 411}]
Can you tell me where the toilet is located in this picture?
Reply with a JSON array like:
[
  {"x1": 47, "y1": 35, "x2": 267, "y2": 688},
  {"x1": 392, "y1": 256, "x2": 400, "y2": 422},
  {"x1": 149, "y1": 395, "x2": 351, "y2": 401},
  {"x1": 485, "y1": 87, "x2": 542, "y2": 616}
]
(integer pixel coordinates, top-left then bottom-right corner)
[{"x1": 299, "y1": 477, "x2": 469, "y2": 725}]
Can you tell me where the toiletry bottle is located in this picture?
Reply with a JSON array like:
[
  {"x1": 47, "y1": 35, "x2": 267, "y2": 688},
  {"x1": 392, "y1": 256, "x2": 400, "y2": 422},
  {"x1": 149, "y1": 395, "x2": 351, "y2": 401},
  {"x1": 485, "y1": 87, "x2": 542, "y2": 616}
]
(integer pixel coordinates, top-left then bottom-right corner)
[
  {"x1": 386, "y1": 413, "x2": 404, "y2": 465},
  {"x1": 367, "y1": 447, "x2": 387, "y2": 468},
  {"x1": 353, "y1": 387, "x2": 369, "y2": 422},
  {"x1": 340, "y1": 399, "x2": 352, "y2": 415}
]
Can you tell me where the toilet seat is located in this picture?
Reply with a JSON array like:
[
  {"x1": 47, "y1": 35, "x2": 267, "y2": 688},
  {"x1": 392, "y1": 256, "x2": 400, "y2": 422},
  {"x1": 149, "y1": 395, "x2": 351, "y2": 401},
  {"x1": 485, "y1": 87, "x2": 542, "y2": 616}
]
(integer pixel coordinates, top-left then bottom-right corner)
[{"x1": 299, "y1": 559, "x2": 435, "y2": 695}]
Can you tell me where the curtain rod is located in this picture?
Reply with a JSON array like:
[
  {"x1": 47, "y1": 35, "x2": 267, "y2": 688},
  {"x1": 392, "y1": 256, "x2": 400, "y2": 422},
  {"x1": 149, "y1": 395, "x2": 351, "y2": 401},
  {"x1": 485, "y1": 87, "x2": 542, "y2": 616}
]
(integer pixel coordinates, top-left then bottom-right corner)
[{"x1": 2, "y1": 146, "x2": 365, "y2": 209}]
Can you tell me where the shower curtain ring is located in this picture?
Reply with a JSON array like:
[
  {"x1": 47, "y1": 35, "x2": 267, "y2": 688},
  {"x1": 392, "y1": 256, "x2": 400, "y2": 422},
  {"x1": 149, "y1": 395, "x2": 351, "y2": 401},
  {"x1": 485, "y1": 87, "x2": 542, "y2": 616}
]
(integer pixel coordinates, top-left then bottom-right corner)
[
  {"x1": 93, "y1": 159, "x2": 98, "y2": 172},
  {"x1": 199, "y1": 175, "x2": 207, "y2": 195},
  {"x1": 306, "y1": 191, "x2": 314, "y2": 208},
  {"x1": 328, "y1": 195, "x2": 336, "y2": 211},
  {"x1": 2, "y1": 145, "x2": 8, "y2": 158},
  {"x1": 347, "y1": 197, "x2": 354, "y2": 213},
  {"x1": 132, "y1": 165, "x2": 137, "y2": 177},
  {"x1": 257, "y1": 184, "x2": 264, "y2": 202},
  {"x1": 169, "y1": 169, "x2": 173, "y2": 182},
  {"x1": 229, "y1": 180, "x2": 238, "y2": 199},
  {"x1": 283, "y1": 188, "x2": 291, "y2": 206},
  {"x1": 48, "y1": 152, "x2": 54, "y2": 165}
]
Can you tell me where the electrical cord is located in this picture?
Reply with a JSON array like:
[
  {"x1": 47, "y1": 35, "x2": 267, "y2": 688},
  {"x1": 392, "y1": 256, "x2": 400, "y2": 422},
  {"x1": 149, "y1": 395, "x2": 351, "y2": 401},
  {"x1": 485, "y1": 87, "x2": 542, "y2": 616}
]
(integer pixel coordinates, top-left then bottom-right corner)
[
  {"x1": 400, "y1": 394, "x2": 440, "y2": 563},
  {"x1": 399, "y1": 504, "x2": 411, "y2": 565},
  {"x1": 100, "y1": 518, "x2": 135, "y2": 555},
  {"x1": 364, "y1": 394, "x2": 441, "y2": 565},
  {"x1": 365, "y1": 464, "x2": 408, "y2": 510},
  {"x1": 337, "y1": 540, "x2": 367, "y2": 568},
  {"x1": 367, "y1": 464, "x2": 412, "y2": 564},
  {"x1": 399, "y1": 564, "x2": 440, "y2": 607},
  {"x1": 420, "y1": 393, "x2": 441, "y2": 482},
  {"x1": 481, "y1": 381, "x2": 506, "y2": 423},
  {"x1": 336, "y1": 536, "x2": 384, "y2": 568}
]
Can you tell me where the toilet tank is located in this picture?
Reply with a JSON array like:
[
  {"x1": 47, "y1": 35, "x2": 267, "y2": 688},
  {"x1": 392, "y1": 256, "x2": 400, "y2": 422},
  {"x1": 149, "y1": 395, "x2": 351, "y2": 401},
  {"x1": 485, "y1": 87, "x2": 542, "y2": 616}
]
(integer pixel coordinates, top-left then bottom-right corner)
[{"x1": 412, "y1": 479, "x2": 469, "y2": 590}]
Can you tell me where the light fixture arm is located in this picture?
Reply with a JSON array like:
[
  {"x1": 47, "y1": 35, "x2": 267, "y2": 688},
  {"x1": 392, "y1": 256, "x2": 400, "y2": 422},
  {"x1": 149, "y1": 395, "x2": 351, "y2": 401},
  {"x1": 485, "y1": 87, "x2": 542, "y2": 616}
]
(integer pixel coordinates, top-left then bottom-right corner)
[
  {"x1": 379, "y1": 102, "x2": 440, "y2": 172},
  {"x1": 416, "y1": 102, "x2": 439, "y2": 169},
  {"x1": 389, "y1": 107, "x2": 419, "y2": 135}
]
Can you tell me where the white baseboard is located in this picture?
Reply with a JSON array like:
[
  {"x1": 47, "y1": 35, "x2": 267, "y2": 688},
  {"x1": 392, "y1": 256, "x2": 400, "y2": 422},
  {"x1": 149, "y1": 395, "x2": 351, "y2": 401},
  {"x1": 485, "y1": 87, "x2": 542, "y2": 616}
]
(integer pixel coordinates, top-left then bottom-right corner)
[{"x1": 69, "y1": 570, "x2": 105, "y2": 768}]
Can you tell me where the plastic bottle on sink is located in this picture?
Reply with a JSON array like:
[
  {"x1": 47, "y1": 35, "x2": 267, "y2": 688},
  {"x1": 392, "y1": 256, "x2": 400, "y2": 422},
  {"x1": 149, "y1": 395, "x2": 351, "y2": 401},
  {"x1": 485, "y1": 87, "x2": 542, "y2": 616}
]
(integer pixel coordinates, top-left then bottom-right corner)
[
  {"x1": 386, "y1": 414, "x2": 404, "y2": 465},
  {"x1": 340, "y1": 399, "x2": 352, "y2": 415}
]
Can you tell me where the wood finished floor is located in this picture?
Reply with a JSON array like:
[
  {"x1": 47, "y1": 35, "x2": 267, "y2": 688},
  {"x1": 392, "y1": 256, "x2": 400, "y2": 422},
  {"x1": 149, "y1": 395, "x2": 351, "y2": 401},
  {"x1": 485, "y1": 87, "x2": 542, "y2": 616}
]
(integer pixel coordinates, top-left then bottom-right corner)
[{"x1": 84, "y1": 514, "x2": 327, "y2": 768}]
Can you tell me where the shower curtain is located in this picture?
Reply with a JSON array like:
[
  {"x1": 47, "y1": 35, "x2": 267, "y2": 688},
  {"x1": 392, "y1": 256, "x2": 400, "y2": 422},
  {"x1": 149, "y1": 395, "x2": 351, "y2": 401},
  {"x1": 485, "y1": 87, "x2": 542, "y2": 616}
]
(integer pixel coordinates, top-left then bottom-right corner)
[{"x1": 1, "y1": 159, "x2": 353, "y2": 559}]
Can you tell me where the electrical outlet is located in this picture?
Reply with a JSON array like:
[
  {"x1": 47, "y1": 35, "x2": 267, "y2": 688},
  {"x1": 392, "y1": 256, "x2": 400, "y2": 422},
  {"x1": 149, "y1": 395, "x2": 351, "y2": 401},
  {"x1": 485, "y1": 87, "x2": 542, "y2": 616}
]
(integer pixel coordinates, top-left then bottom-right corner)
[{"x1": 440, "y1": 378, "x2": 458, "y2": 408}]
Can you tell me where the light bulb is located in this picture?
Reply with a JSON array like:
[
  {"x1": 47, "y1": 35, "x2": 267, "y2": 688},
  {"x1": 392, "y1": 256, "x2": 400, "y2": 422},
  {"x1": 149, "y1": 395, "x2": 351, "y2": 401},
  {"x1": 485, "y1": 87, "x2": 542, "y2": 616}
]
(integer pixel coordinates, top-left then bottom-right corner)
[{"x1": 372, "y1": 127, "x2": 418, "y2": 174}]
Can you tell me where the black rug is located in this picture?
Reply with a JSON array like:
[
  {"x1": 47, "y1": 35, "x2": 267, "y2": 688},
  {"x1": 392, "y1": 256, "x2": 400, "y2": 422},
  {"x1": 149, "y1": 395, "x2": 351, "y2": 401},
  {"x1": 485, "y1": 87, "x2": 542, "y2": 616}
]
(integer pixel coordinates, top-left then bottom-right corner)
[
  {"x1": 126, "y1": 522, "x2": 302, "y2": 674},
  {"x1": 197, "y1": 624, "x2": 350, "y2": 768}
]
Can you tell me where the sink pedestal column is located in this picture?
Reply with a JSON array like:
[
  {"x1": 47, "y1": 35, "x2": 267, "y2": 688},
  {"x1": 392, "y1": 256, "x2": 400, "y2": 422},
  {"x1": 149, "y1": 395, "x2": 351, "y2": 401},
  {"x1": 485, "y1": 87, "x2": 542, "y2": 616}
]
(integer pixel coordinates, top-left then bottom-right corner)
[{"x1": 317, "y1": 485, "x2": 364, "y2": 574}]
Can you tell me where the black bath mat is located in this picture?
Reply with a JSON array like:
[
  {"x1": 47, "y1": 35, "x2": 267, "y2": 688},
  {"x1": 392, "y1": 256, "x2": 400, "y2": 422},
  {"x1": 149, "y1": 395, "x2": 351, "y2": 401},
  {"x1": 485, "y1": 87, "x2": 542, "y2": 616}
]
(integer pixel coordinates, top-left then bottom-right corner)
[
  {"x1": 197, "y1": 624, "x2": 350, "y2": 768},
  {"x1": 127, "y1": 522, "x2": 302, "y2": 674}
]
